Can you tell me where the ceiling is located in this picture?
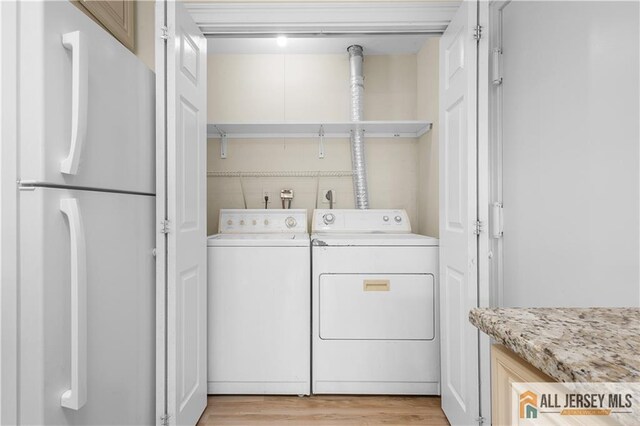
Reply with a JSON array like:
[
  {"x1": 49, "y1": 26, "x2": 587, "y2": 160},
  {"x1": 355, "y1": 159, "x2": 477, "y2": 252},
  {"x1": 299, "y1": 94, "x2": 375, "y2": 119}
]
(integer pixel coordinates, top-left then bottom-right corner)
[{"x1": 207, "y1": 34, "x2": 435, "y2": 55}]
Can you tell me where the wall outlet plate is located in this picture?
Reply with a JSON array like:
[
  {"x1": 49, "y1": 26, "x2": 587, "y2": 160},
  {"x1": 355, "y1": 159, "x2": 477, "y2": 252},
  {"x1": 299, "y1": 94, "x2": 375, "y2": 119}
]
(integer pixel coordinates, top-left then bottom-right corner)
[
  {"x1": 321, "y1": 189, "x2": 336, "y2": 204},
  {"x1": 262, "y1": 191, "x2": 271, "y2": 205}
]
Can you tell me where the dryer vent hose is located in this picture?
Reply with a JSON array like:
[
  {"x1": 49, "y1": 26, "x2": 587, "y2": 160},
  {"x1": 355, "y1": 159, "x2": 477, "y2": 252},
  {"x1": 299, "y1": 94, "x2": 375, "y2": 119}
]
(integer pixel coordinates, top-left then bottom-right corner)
[{"x1": 348, "y1": 45, "x2": 369, "y2": 209}]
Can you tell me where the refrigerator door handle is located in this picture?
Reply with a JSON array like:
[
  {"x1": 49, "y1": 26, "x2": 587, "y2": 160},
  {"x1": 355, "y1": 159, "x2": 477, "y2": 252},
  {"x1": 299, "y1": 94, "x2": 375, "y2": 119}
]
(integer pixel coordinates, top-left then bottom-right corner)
[
  {"x1": 60, "y1": 31, "x2": 88, "y2": 176},
  {"x1": 60, "y1": 198, "x2": 88, "y2": 410}
]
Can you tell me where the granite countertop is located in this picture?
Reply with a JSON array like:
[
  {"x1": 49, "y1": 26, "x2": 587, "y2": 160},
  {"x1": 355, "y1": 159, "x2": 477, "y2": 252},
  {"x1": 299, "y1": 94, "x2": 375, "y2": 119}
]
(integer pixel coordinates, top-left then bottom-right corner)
[{"x1": 469, "y1": 307, "x2": 640, "y2": 383}]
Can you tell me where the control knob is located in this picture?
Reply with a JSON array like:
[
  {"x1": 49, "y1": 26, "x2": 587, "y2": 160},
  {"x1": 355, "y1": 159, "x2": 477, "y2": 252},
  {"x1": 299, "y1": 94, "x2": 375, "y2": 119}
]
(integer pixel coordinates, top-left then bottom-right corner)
[
  {"x1": 383, "y1": 216, "x2": 389, "y2": 222},
  {"x1": 323, "y1": 213, "x2": 336, "y2": 225},
  {"x1": 394, "y1": 215, "x2": 402, "y2": 223},
  {"x1": 285, "y1": 217, "x2": 297, "y2": 229}
]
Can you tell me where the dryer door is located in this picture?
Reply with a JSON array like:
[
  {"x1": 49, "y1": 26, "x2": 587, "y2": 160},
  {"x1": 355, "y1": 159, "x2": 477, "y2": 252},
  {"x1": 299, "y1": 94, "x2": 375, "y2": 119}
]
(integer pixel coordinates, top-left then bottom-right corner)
[{"x1": 319, "y1": 273, "x2": 435, "y2": 340}]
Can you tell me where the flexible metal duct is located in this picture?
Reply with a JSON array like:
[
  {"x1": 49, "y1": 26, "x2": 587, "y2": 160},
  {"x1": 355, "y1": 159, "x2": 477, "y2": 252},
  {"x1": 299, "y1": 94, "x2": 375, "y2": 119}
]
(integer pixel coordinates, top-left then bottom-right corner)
[{"x1": 348, "y1": 45, "x2": 369, "y2": 209}]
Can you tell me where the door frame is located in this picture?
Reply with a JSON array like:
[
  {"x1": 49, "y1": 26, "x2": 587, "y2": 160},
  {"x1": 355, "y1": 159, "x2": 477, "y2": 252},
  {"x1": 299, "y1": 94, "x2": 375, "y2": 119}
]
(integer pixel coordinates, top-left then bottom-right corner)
[
  {"x1": 154, "y1": 0, "x2": 168, "y2": 424},
  {"x1": 487, "y1": 0, "x2": 510, "y2": 311},
  {"x1": 185, "y1": 1, "x2": 460, "y2": 36},
  {"x1": 476, "y1": 0, "x2": 500, "y2": 424},
  {"x1": 477, "y1": 1, "x2": 493, "y2": 424},
  {"x1": 162, "y1": 1, "x2": 496, "y2": 425}
]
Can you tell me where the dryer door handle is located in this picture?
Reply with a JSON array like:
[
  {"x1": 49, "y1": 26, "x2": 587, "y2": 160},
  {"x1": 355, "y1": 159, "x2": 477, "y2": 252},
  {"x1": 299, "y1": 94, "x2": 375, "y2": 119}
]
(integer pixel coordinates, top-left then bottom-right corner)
[{"x1": 363, "y1": 280, "x2": 390, "y2": 292}]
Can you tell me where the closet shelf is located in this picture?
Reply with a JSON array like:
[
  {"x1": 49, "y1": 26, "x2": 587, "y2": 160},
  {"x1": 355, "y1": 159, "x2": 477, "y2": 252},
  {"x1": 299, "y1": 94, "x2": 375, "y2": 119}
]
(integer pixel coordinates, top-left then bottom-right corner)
[
  {"x1": 207, "y1": 121, "x2": 432, "y2": 139},
  {"x1": 207, "y1": 170, "x2": 354, "y2": 178}
]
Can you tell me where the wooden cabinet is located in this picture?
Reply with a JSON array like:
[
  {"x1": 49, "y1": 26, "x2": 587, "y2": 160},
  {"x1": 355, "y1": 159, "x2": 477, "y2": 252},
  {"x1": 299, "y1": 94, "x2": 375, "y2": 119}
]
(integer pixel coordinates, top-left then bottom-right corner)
[
  {"x1": 72, "y1": 0, "x2": 135, "y2": 51},
  {"x1": 491, "y1": 344, "x2": 554, "y2": 425}
]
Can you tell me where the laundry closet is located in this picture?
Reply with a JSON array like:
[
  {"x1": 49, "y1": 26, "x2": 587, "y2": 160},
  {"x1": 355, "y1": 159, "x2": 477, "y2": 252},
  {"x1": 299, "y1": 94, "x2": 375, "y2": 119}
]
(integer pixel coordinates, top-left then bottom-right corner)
[{"x1": 203, "y1": 32, "x2": 443, "y2": 394}]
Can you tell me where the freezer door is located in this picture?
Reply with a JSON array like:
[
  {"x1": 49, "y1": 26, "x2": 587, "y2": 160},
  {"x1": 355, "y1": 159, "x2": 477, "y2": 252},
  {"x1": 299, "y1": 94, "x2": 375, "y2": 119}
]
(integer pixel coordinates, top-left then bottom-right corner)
[
  {"x1": 18, "y1": 187, "x2": 155, "y2": 425},
  {"x1": 18, "y1": 1, "x2": 154, "y2": 193}
]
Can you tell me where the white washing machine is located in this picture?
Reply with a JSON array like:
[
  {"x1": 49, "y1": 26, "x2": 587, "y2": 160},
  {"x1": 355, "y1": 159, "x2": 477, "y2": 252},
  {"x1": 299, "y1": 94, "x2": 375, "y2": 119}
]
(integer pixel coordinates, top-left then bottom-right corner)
[
  {"x1": 207, "y1": 209, "x2": 310, "y2": 395},
  {"x1": 311, "y1": 209, "x2": 440, "y2": 395}
]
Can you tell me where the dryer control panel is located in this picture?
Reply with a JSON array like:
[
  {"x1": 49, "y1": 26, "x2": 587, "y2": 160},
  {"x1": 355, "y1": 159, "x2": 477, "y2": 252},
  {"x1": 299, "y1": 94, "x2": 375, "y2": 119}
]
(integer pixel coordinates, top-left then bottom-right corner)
[
  {"x1": 219, "y1": 209, "x2": 307, "y2": 234},
  {"x1": 312, "y1": 209, "x2": 411, "y2": 233}
]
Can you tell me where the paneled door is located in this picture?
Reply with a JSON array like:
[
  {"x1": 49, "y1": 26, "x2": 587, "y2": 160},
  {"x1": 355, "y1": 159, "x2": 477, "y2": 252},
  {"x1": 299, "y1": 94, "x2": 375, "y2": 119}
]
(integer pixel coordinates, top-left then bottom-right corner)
[
  {"x1": 438, "y1": 1, "x2": 481, "y2": 425},
  {"x1": 156, "y1": 1, "x2": 208, "y2": 425}
]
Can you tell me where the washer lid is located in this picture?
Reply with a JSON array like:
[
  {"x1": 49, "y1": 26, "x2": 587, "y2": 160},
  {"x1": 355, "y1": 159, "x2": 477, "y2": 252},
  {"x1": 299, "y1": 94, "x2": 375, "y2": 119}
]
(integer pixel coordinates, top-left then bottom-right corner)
[
  {"x1": 208, "y1": 233, "x2": 310, "y2": 247},
  {"x1": 311, "y1": 233, "x2": 438, "y2": 247}
]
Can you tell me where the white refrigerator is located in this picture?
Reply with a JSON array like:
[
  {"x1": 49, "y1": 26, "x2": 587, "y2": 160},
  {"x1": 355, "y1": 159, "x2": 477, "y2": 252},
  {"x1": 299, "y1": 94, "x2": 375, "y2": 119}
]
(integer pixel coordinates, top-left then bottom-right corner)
[{"x1": 9, "y1": 1, "x2": 156, "y2": 424}]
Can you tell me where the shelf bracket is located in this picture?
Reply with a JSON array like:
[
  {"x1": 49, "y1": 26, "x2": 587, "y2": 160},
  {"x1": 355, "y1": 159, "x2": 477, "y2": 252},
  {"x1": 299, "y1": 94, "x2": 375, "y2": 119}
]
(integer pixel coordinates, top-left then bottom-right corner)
[
  {"x1": 318, "y1": 125, "x2": 325, "y2": 159},
  {"x1": 213, "y1": 125, "x2": 228, "y2": 159},
  {"x1": 220, "y1": 133, "x2": 228, "y2": 159}
]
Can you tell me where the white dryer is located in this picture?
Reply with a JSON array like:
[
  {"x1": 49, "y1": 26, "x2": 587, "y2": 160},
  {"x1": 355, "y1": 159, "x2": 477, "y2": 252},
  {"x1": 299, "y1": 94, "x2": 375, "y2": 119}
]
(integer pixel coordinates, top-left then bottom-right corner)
[
  {"x1": 311, "y1": 209, "x2": 440, "y2": 395},
  {"x1": 207, "y1": 209, "x2": 310, "y2": 395}
]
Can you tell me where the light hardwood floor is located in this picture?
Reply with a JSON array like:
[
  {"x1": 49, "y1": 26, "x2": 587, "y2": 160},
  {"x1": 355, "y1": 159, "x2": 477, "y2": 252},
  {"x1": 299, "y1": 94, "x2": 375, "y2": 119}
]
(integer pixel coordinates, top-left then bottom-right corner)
[{"x1": 197, "y1": 395, "x2": 450, "y2": 425}]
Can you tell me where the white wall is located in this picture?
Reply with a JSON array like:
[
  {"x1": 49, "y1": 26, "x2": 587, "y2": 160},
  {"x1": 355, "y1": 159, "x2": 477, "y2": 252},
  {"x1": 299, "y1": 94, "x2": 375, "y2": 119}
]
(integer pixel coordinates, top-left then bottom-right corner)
[
  {"x1": 417, "y1": 38, "x2": 440, "y2": 238},
  {"x1": 500, "y1": 1, "x2": 640, "y2": 307},
  {"x1": 134, "y1": 0, "x2": 155, "y2": 71},
  {"x1": 207, "y1": 53, "x2": 434, "y2": 234}
]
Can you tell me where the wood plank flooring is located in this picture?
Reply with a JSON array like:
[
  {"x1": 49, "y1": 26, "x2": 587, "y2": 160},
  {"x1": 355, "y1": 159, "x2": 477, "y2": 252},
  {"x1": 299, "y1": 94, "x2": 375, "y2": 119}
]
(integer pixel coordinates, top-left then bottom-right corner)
[{"x1": 197, "y1": 395, "x2": 450, "y2": 425}]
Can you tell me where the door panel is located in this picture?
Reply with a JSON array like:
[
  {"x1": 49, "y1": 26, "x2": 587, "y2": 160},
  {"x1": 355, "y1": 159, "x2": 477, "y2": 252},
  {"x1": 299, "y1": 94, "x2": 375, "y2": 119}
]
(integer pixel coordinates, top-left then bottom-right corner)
[
  {"x1": 178, "y1": 268, "x2": 200, "y2": 408},
  {"x1": 443, "y1": 266, "x2": 465, "y2": 405},
  {"x1": 178, "y1": 99, "x2": 200, "y2": 230},
  {"x1": 18, "y1": 187, "x2": 155, "y2": 425},
  {"x1": 18, "y1": 1, "x2": 154, "y2": 193},
  {"x1": 439, "y1": 1, "x2": 480, "y2": 425},
  {"x1": 444, "y1": 97, "x2": 464, "y2": 231},
  {"x1": 156, "y1": 0, "x2": 208, "y2": 425}
]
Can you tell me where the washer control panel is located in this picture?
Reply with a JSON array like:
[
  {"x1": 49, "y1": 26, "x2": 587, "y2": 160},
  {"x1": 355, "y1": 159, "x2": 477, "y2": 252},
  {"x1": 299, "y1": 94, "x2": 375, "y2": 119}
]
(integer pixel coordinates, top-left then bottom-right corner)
[
  {"x1": 219, "y1": 209, "x2": 307, "y2": 234},
  {"x1": 312, "y1": 209, "x2": 411, "y2": 233}
]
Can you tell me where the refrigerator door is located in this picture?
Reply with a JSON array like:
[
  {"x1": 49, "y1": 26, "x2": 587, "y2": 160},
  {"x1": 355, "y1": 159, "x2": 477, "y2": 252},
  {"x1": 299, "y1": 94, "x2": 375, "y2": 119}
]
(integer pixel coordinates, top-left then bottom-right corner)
[
  {"x1": 18, "y1": 1, "x2": 154, "y2": 193},
  {"x1": 19, "y1": 187, "x2": 155, "y2": 425}
]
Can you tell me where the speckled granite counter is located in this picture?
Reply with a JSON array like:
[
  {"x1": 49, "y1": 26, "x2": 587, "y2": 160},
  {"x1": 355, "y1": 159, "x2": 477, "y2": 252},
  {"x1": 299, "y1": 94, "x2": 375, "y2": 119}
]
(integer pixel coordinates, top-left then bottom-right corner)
[{"x1": 469, "y1": 308, "x2": 640, "y2": 383}]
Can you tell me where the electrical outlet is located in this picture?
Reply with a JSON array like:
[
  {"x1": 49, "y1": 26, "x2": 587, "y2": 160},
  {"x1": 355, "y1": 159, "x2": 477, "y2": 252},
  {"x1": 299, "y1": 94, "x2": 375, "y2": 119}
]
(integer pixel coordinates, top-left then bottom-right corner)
[
  {"x1": 321, "y1": 189, "x2": 336, "y2": 204},
  {"x1": 262, "y1": 191, "x2": 271, "y2": 206}
]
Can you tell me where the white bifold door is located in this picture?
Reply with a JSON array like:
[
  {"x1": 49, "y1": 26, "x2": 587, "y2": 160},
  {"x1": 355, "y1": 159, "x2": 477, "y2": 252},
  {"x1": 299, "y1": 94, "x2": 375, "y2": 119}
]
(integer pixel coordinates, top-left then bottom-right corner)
[
  {"x1": 438, "y1": 1, "x2": 483, "y2": 425},
  {"x1": 155, "y1": 1, "x2": 208, "y2": 425}
]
